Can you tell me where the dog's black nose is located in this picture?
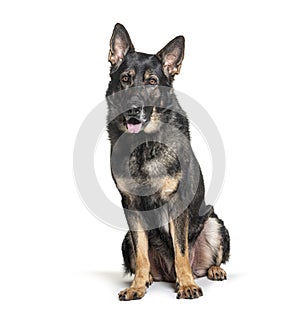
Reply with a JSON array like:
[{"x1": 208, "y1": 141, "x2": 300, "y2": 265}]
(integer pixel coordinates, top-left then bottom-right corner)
[{"x1": 127, "y1": 107, "x2": 141, "y2": 117}]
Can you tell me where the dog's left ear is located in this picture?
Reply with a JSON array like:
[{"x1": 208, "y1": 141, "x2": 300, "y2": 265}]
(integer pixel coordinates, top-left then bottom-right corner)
[
  {"x1": 157, "y1": 36, "x2": 185, "y2": 76},
  {"x1": 109, "y1": 23, "x2": 135, "y2": 65}
]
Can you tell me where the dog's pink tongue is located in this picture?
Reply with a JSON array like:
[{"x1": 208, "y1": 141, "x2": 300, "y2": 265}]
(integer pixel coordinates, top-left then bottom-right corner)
[{"x1": 127, "y1": 123, "x2": 142, "y2": 133}]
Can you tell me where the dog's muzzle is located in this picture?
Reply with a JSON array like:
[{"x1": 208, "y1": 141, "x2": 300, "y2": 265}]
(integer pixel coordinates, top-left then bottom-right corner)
[{"x1": 124, "y1": 96, "x2": 145, "y2": 133}]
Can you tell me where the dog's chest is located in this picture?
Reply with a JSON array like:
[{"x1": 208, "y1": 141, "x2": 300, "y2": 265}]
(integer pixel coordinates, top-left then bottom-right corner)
[{"x1": 113, "y1": 147, "x2": 181, "y2": 200}]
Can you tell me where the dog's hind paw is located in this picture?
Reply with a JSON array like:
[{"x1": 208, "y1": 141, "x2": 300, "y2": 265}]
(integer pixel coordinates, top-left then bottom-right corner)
[{"x1": 207, "y1": 266, "x2": 227, "y2": 281}]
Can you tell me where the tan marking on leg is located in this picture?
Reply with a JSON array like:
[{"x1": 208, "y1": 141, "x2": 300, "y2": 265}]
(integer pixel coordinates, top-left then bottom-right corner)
[
  {"x1": 118, "y1": 226, "x2": 151, "y2": 301},
  {"x1": 169, "y1": 220, "x2": 203, "y2": 299}
]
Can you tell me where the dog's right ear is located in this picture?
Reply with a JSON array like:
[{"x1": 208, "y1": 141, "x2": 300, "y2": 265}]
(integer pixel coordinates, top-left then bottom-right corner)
[{"x1": 108, "y1": 23, "x2": 135, "y2": 65}]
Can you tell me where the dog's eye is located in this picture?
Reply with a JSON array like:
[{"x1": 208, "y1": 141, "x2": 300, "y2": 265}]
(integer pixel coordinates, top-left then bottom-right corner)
[
  {"x1": 149, "y1": 77, "x2": 158, "y2": 85},
  {"x1": 121, "y1": 75, "x2": 130, "y2": 83}
]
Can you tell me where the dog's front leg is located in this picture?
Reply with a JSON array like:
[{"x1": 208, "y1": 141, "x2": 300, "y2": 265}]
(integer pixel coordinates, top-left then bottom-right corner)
[
  {"x1": 118, "y1": 228, "x2": 151, "y2": 301},
  {"x1": 170, "y1": 211, "x2": 203, "y2": 299}
]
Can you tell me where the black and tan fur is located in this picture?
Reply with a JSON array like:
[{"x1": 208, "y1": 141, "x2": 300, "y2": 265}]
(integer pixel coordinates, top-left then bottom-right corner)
[{"x1": 106, "y1": 23, "x2": 230, "y2": 300}]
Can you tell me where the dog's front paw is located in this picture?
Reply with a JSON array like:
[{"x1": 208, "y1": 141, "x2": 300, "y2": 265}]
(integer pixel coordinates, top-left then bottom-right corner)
[
  {"x1": 118, "y1": 287, "x2": 146, "y2": 301},
  {"x1": 176, "y1": 282, "x2": 203, "y2": 299}
]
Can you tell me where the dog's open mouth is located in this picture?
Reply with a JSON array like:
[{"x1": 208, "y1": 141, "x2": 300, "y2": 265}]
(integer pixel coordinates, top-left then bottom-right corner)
[{"x1": 126, "y1": 117, "x2": 142, "y2": 133}]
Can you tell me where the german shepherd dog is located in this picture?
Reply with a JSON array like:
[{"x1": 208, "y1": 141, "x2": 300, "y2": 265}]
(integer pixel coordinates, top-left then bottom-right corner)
[{"x1": 106, "y1": 23, "x2": 230, "y2": 300}]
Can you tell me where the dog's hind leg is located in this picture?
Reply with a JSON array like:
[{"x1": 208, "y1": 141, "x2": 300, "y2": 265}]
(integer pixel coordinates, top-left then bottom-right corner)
[{"x1": 190, "y1": 209, "x2": 230, "y2": 281}]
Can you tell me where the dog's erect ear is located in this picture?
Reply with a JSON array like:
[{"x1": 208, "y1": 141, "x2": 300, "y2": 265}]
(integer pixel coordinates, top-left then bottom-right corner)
[
  {"x1": 108, "y1": 23, "x2": 135, "y2": 65},
  {"x1": 157, "y1": 36, "x2": 185, "y2": 76}
]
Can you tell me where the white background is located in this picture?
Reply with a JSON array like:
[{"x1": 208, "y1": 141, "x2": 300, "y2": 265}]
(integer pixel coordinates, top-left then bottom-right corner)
[{"x1": 1, "y1": 0, "x2": 300, "y2": 314}]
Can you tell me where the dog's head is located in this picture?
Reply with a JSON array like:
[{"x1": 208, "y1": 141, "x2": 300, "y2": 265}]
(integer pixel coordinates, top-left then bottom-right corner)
[{"x1": 106, "y1": 23, "x2": 185, "y2": 135}]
